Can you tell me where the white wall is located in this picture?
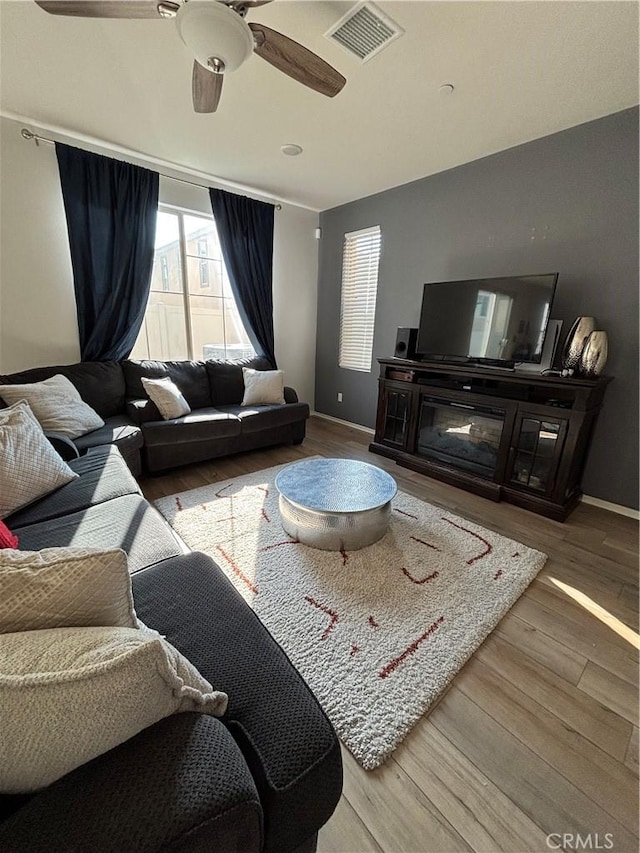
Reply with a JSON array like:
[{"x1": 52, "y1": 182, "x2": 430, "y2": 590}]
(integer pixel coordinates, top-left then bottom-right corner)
[
  {"x1": 0, "y1": 116, "x2": 319, "y2": 404},
  {"x1": 0, "y1": 118, "x2": 79, "y2": 370},
  {"x1": 273, "y1": 204, "x2": 318, "y2": 407}
]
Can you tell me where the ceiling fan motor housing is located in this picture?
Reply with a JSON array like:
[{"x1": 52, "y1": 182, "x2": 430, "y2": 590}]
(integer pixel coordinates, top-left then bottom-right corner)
[{"x1": 176, "y1": 1, "x2": 254, "y2": 73}]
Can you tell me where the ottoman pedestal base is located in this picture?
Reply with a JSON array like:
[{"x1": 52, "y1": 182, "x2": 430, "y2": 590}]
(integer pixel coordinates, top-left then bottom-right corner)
[{"x1": 279, "y1": 495, "x2": 392, "y2": 552}]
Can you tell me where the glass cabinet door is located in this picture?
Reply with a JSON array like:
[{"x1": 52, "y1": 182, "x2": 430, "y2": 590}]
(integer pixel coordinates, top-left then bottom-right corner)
[
  {"x1": 382, "y1": 389, "x2": 411, "y2": 448},
  {"x1": 509, "y1": 415, "x2": 567, "y2": 495}
]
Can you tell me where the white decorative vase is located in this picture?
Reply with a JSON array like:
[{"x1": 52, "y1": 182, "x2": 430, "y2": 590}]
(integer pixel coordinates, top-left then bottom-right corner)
[
  {"x1": 579, "y1": 331, "x2": 608, "y2": 378},
  {"x1": 562, "y1": 316, "x2": 595, "y2": 370}
]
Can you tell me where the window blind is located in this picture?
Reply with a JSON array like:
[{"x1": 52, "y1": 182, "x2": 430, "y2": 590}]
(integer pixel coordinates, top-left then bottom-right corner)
[{"x1": 338, "y1": 225, "x2": 381, "y2": 372}]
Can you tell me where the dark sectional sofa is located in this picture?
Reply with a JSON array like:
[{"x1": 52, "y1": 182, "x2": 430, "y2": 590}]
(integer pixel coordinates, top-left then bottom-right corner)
[
  {"x1": 0, "y1": 356, "x2": 309, "y2": 477},
  {"x1": 0, "y1": 445, "x2": 343, "y2": 852}
]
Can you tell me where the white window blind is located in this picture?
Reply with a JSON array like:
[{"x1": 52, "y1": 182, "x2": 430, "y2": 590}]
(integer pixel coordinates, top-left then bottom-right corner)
[{"x1": 339, "y1": 225, "x2": 381, "y2": 372}]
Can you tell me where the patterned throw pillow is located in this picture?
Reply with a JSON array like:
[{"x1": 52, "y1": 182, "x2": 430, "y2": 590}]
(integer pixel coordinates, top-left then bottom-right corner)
[
  {"x1": 241, "y1": 368, "x2": 285, "y2": 406},
  {"x1": 0, "y1": 547, "x2": 137, "y2": 634},
  {"x1": 0, "y1": 521, "x2": 18, "y2": 549},
  {"x1": 0, "y1": 625, "x2": 228, "y2": 793},
  {"x1": 0, "y1": 401, "x2": 78, "y2": 520},
  {"x1": 0, "y1": 374, "x2": 104, "y2": 439},
  {"x1": 141, "y1": 376, "x2": 191, "y2": 420}
]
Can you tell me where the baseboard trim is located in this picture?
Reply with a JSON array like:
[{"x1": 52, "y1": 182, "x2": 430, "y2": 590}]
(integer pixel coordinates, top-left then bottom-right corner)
[
  {"x1": 580, "y1": 494, "x2": 639, "y2": 520},
  {"x1": 311, "y1": 411, "x2": 375, "y2": 435}
]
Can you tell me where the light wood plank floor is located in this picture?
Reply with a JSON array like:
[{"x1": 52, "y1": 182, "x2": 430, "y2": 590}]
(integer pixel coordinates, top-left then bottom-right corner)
[{"x1": 141, "y1": 416, "x2": 639, "y2": 853}]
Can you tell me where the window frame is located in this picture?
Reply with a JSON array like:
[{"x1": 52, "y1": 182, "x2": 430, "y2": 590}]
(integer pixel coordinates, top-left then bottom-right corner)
[{"x1": 136, "y1": 204, "x2": 253, "y2": 362}]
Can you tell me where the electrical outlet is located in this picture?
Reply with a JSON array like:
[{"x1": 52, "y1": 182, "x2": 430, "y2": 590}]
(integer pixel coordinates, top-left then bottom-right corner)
[{"x1": 337, "y1": 392, "x2": 343, "y2": 403}]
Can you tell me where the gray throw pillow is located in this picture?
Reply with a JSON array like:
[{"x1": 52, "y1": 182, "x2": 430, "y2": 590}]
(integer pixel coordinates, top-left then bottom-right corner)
[
  {"x1": 0, "y1": 401, "x2": 78, "y2": 520},
  {"x1": 0, "y1": 374, "x2": 104, "y2": 439}
]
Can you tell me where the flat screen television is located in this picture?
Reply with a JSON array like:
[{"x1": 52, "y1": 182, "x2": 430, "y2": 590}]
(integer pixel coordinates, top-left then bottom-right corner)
[{"x1": 415, "y1": 273, "x2": 559, "y2": 367}]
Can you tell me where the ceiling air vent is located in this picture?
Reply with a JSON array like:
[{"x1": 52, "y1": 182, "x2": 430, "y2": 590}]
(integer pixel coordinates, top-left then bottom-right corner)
[{"x1": 325, "y1": 1, "x2": 404, "y2": 63}]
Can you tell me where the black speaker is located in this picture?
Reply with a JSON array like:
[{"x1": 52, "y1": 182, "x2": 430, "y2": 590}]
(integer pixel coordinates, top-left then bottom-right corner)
[{"x1": 395, "y1": 327, "x2": 419, "y2": 359}]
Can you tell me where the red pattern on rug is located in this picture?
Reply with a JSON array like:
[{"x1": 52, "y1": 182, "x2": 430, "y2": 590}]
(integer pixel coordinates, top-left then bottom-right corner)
[
  {"x1": 215, "y1": 545, "x2": 259, "y2": 595},
  {"x1": 401, "y1": 568, "x2": 439, "y2": 585},
  {"x1": 340, "y1": 546, "x2": 349, "y2": 567},
  {"x1": 493, "y1": 569, "x2": 503, "y2": 580},
  {"x1": 215, "y1": 483, "x2": 234, "y2": 499},
  {"x1": 305, "y1": 596, "x2": 339, "y2": 640},
  {"x1": 394, "y1": 508, "x2": 418, "y2": 519},
  {"x1": 368, "y1": 616, "x2": 379, "y2": 629},
  {"x1": 350, "y1": 644, "x2": 360, "y2": 656},
  {"x1": 379, "y1": 616, "x2": 445, "y2": 679},
  {"x1": 261, "y1": 508, "x2": 271, "y2": 523},
  {"x1": 410, "y1": 535, "x2": 440, "y2": 551},
  {"x1": 442, "y1": 517, "x2": 492, "y2": 565},
  {"x1": 259, "y1": 537, "x2": 300, "y2": 552}
]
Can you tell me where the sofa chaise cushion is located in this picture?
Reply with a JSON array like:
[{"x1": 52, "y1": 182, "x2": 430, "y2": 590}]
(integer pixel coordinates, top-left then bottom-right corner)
[
  {"x1": 0, "y1": 713, "x2": 263, "y2": 853},
  {"x1": 6, "y1": 446, "x2": 140, "y2": 528},
  {"x1": 73, "y1": 416, "x2": 143, "y2": 476},
  {"x1": 219, "y1": 402, "x2": 311, "y2": 435},
  {"x1": 132, "y1": 553, "x2": 342, "y2": 853},
  {"x1": 13, "y1": 495, "x2": 183, "y2": 574},
  {"x1": 141, "y1": 408, "x2": 241, "y2": 446}
]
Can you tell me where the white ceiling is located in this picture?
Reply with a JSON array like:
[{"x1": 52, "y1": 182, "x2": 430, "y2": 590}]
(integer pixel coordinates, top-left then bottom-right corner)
[{"x1": 1, "y1": 0, "x2": 638, "y2": 210}]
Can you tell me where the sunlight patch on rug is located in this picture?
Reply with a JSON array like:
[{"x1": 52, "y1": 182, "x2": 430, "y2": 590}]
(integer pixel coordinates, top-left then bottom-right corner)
[{"x1": 155, "y1": 462, "x2": 547, "y2": 769}]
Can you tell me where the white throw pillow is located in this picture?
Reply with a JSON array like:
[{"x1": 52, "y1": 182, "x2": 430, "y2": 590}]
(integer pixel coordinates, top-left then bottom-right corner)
[
  {"x1": 141, "y1": 376, "x2": 191, "y2": 420},
  {"x1": 0, "y1": 374, "x2": 104, "y2": 439},
  {"x1": 0, "y1": 625, "x2": 228, "y2": 793},
  {"x1": 0, "y1": 547, "x2": 138, "y2": 634},
  {"x1": 0, "y1": 401, "x2": 78, "y2": 520},
  {"x1": 241, "y1": 368, "x2": 285, "y2": 406}
]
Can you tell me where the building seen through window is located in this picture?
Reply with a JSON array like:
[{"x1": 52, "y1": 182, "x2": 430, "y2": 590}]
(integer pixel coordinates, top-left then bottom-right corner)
[{"x1": 131, "y1": 208, "x2": 255, "y2": 362}]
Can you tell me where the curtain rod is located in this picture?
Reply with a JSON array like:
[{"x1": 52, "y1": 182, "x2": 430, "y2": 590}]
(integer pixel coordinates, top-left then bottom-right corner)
[{"x1": 20, "y1": 127, "x2": 282, "y2": 210}]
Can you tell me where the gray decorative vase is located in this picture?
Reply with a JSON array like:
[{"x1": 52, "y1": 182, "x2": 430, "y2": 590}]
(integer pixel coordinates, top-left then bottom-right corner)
[
  {"x1": 579, "y1": 330, "x2": 608, "y2": 378},
  {"x1": 562, "y1": 316, "x2": 595, "y2": 370}
]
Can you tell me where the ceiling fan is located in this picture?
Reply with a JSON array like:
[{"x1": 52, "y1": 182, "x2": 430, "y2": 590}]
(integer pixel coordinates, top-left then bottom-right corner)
[{"x1": 34, "y1": 0, "x2": 346, "y2": 113}]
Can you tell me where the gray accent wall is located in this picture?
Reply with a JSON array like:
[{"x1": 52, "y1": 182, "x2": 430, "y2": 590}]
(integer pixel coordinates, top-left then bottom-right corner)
[{"x1": 315, "y1": 107, "x2": 639, "y2": 509}]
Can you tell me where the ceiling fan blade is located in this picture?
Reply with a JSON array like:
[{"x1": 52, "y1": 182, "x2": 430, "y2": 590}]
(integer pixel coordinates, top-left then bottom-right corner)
[
  {"x1": 192, "y1": 61, "x2": 223, "y2": 113},
  {"x1": 34, "y1": 1, "x2": 178, "y2": 18},
  {"x1": 248, "y1": 23, "x2": 345, "y2": 98}
]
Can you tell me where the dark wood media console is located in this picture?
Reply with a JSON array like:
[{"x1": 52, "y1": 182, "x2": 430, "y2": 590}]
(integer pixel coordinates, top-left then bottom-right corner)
[{"x1": 370, "y1": 357, "x2": 612, "y2": 520}]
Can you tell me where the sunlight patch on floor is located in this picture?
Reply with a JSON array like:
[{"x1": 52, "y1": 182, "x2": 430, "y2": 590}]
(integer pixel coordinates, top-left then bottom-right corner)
[{"x1": 549, "y1": 577, "x2": 639, "y2": 650}]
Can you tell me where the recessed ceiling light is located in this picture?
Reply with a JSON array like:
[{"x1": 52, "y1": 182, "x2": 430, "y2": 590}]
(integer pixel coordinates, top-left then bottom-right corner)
[
  {"x1": 281, "y1": 143, "x2": 303, "y2": 156},
  {"x1": 439, "y1": 83, "x2": 455, "y2": 96}
]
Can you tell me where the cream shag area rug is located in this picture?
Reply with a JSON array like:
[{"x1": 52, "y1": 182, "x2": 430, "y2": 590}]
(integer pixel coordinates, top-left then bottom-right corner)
[{"x1": 155, "y1": 462, "x2": 547, "y2": 769}]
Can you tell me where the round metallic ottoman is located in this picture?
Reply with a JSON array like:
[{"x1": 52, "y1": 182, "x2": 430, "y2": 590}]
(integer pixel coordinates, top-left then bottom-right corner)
[{"x1": 274, "y1": 458, "x2": 397, "y2": 551}]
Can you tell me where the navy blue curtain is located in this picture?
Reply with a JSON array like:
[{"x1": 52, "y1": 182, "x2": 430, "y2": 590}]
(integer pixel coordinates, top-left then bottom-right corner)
[
  {"x1": 209, "y1": 188, "x2": 276, "y2": 367},
  {"x1": 55, "y1": 143, "x2": 159, "y2": 361}
]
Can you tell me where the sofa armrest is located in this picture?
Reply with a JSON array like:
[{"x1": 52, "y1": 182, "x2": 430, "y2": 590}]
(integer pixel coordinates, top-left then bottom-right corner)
[
  {"x1": 126, "y1": 397, "x2": 161, "y2": 425},
  {"x1": 0, "y1": 714, "x2": 263, "y2": 853},
  {"x1": 44, "y1": 431, "x2": 80, "y2": 461},
  {"x1": 284, "y1": 386, "x2": 298, "y2": 404}
]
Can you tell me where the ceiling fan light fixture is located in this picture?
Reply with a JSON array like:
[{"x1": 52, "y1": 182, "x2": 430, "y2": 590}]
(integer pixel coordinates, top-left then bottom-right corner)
[{"x1": 176, "y1": 0, "x2": 253, "y2": 73}]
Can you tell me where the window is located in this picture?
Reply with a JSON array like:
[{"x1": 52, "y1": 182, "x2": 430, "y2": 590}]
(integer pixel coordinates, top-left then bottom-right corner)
[
  {"x1": 160, "y1": 256, "x2": 169, "y2": 291},
  {"x1": 197, "y1": 238, "x2": 210, "y2": 287},
  {"x1": 131, "y1": 208, "x2": 255, "y2": 362},
  {"x1": 338, "y1": 225, "x2": 381, "y2": 372}
]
